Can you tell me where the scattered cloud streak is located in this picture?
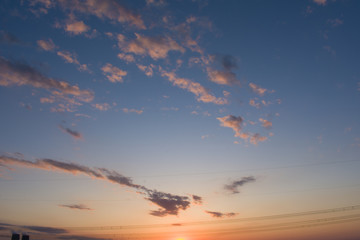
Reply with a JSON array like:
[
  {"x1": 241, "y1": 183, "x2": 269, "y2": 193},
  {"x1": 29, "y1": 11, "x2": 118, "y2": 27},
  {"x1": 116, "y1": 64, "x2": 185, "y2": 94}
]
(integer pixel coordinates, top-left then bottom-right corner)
[
  {"x1": 59, "y1": 204, "x2": 93, "y2": 210},
  {"x1": 57, "y1": 51, "x2": 89, "y2": 72},
  {"x1": 0, "y1": 155, "x2": 197, "y2": 217},
  {"x1": 123, "y1": 108, "x2": 143, "y2": 114},
  {"x1": 224, "y1": 176, "x2": 256, "y2": 194},
  {"x1": 59, "y1": 125, "x2": 83, "y2": 140},
  {"x1": 160, "y1": 69, "x2": 228, "y2": 105},
  {"x1": 249, "y1": 83, "x2": 267, "y2": 96},
  {"x1": 205, "y1": 211, "x2": 238, "y2": 218},
  {"x1": 118, "y1": 34, "x2": 185, "y2": 60}
]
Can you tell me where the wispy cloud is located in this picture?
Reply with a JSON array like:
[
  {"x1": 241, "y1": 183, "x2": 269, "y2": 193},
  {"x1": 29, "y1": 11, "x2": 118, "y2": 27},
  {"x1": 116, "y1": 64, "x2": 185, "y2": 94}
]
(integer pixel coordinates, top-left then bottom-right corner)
[
  {"x1": 101, "y1": 63, "x2": 127, "y2": 83},
  {"x1": 259, "y1": 118, "x2": 272, "y2": 129},
  {"x1": 122, "y1": 108, "x2": 143, "y2": 114},
  {"x1": 59, "y1": 204, "x2": 93, "y2": 210},
  {"x1": 224, "y1": 176, "x2": 256, "y2": 194},
  {"x1": 205, "y1": 211, "x2": 238, "y2": 218},
  {"x1": 192, "y1": 195, "x2": 203, "y2": 205},
  {"x1": 0, "y1": 56, "x2": 94, "y2": 103},
  {"x1": 57, "y1": 51, "x2": 89, "y2": 72},
  {"x1": 328, "y1": 18, "x2": 343, "y2": 27},
  {"x1": 59, "y1": 125, "x2": 83, "y2": 140},
  {"x1": 0, "y1": 155, "x2": 197, "y2": 217},
  {"x1": 249, "y1": 83, "x2": 267, "y2": 96},
  {"x1": 160, "y1": 69, "x2": 228, "y2": 105},
  {"x1": 118, "y1": 33, "x2": 185, "y2": 60},
  {"x1": 92, "y1": 103, "x2": 111, "y2": 111},
  {"x1": 313, "y1": 0, "x2": 327, "y2": 5},
  {"x1": 32, "y1": 0, "x2": 145, "y2": 29},
  {"x1": 137, "y1": 64, "x2": 155, "y2": 77},
  {"x1": 37, "y1": 38, "x2": 58, "y2": 51}
]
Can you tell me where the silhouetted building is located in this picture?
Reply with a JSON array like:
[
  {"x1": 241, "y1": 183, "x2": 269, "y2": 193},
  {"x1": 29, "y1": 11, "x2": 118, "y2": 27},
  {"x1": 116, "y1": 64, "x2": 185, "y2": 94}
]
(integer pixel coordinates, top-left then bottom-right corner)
[
  {"x1": 21, "y1": 235, "x2": 29, "y2": 240},
  {"x1": 11, "y1": 234, "x2": 20, "y2": 240}
]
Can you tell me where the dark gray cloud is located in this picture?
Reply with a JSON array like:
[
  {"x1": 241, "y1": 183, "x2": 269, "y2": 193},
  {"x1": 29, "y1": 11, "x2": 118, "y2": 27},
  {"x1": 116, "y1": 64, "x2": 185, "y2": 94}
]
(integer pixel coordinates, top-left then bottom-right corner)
[
  {"x1": 59, "y1": 235, "x2": 110, "y2": 240},
  {"x1": 221, "y1": 55, "x2": 237, "y2": 71},
  {"x1": 192, "y1": 194, "x2": 203, "y2": 205},
  {"x1": 59, "y1": 204, "x2": 93, "y2": 211},
  {"x1": 0, "y1": 155, "x2": 198, "y2": 217},
  {"x1": 205, "y1": 211, "x2": 238, "y2": 218},
  {"x1": 58, "y1": 125, "x2": 83, "y2": 140},
  {"x1": 25, "y1": 226, "x2": 68, "y2": 234},
  {"x1": 146, "y1": 190, "x2": 191, "y2": 217},
  {"x1": 224, "y1": 176, "x2": 256, "y2": 194}
]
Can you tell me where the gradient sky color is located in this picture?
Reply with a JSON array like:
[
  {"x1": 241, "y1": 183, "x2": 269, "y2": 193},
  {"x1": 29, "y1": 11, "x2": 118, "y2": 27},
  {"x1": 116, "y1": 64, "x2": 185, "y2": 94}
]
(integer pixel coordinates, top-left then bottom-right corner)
[{"x1": 1, "y1": 1, "x2": 360, "y2": 240}]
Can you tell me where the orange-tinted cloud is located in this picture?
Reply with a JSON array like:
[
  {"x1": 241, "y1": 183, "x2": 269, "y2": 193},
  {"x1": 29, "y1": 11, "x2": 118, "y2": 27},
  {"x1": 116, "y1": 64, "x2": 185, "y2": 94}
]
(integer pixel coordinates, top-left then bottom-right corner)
[
  {"x1": 37, "y1": 38, "x2": 58, "y2": 51},
  {"x1": 259, "y1": 118, "x2": 272, "y2": 129},
  {"x1": 101, "y1": 63, "x2": 127, "y2": 83},
  {"x1": 93, "y1": 103, "x2": 111, "y2": 111},
  {"x1": 57, "y1": 51, "x2": 89, "y2": 72},
  {"x1": 207, "y1": 68, "x2": 239, "y2": 85},
  {"x1": 118, "y1": 33, "x2": 185, "y2": 60},
  {"x1": 249, "y1": 83, "x2": 267, "y2": 96},
  {"x1": 313, "y1": 0, "x2": 327, "y2": 5},
  {"x1": 160, "y1": 69, "x2": 228, "y2": 105},
  {"x1": 122, "y1": 108, "x2": 143, "y2": 114},
  {"x1": 65, "y1": 20, "x2": 90, "y2": 35}
]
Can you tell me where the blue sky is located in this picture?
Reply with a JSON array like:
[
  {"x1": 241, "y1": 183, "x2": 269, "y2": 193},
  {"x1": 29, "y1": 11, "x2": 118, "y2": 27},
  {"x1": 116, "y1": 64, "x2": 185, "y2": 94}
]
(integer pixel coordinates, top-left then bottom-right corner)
[{"x1": 1, "y1": 1, "x2": 360, "y2": 240}]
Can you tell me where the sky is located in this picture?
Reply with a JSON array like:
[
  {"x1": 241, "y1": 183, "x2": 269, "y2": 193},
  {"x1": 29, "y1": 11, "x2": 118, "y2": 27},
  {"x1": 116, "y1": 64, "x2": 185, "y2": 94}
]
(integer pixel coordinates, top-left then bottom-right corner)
[{"x1": 0, "y1": 0, "x2": 360, "y2": 240}]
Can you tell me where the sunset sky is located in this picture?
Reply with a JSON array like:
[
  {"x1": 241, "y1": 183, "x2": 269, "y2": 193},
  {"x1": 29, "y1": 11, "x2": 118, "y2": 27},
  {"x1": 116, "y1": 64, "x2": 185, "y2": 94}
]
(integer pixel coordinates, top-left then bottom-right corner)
[{"x1": 1, "y1": 0, "x2": 360, "y2": 240}]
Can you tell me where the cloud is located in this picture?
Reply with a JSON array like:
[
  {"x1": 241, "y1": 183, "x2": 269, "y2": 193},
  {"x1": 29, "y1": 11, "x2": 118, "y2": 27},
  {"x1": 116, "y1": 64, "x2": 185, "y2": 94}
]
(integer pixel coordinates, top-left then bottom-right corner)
[
  {"x1": 122, "y1": 108, "x2": 143, "y2": 114},
  {"x1": 249, "y1": 99, "x2": 260, "y2": 108},
  {"x1": 93, "y1": 103, "x2": 111, "y2": 111},
  {"x1": 118, "y1": 33, "x2": 185, "y2": 60},
  {"x1": 59, "y1": 204, "x2": 93, "y2": 210},
  {"x1": 37, "y1": 38, "x2": 58, "y2": 51},
  {"x1": 101, "y1": 63, "x2": 127, "y2": 83},
  {"x1": 217, "y1": 115, "x2": 248, "y2": 139},
  {"x1": 59, "y1": 236, "x2": 110, "y2": 240},
  {"x1": 205, "y1": 211, "x2": 238, "y2": 218},
  {"x1": 192, "y1": 195, "x2": 203, "y2": 205},
  {"x1": 34, "y1": 0, "x2": 145, "y2": 29},
  {"x1": 250, "y1": 133, "x2": 267, "y2": 145},
  {"x1": 0, "y1": 155, "x2": 196, "y2": 217},
  {"x1": 249, "y1": 83, "x2": 267, "y2": 96},
  {"x1": 0, "y1": 31, "x2": 21, "y2": 44},
  {"x1": 160, "y1": 69, "x2": 228, "y2": 105},
  {"x1": 59, "y1": 125, "x2": 83, "y2": 140},
  {"x1": 323, "y1": 45, "x2": 336, "y2": 56},
  {"x1": 0, "y1": 56, "x2": 94, "y2": 103},
  {"x1": 57, "y1": 51, "x2": 89, "y2": 72},
  {"x1": 146, "y1": 0, "x2": 166, "y2": 7},
  {"x1": 259, "y1": 118, "x2": 272, "y2": 129},
  {"x1": 313, "y1": 0, "x2": 327, "y2": 5},
  {"x1": 25, "y1": 226, "x2": 68, "y2": 234},
  {"x1": 65, "y1": 20, "x2": 90, "y2": 35},
  {"x1": 117, "y1": 53, "x2": 135, "y2": 63},
  {"x1": 146, "y1": 190, "x2": 191, "y2": 217},
  {"x1": 207, "y1": 68, "x2": 239, "y2": 86},
  {"x1": 328, "y1": 18, "x2": 343, "y2": 27},
  {"x1": 224, "y1": 176, "x2": 256, "y2": 194},
  {"x1": 137, "y1": 64, "x2": 155, "y2": 77}
]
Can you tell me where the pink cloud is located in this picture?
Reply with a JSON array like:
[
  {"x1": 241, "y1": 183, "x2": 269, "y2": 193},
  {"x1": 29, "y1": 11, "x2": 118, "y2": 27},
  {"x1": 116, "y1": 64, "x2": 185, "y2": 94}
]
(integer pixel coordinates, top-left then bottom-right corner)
[
  {"x1": 259, "y1": 118, "x2": 272, "y2": 129},
  {"x1": 101, "y1": 63, "x2": 127, "y2": 83},
  {"x1": 160, "y1": 69, "x2": 228, "y2": 105},
  {"x1": 249, "y1": 83, "x2": 267, "y2": 96},
  {"x1": 37, "y1": 38, "x2": 58, "y2": 51},
  {"x1": 206, "y1": 68, "x2": 239, "y2": 86},
  {"x1": 93, "y1": 103, "x2": 111, "y2": 111},
  {"x1": 57, "y1": 51, "x2": 89, "y2": 72},
  {"x1": 122, "y1": 108, "x2": 143, "y2": 114},
  {"x1": 65, "y1": 20, "x2": 90, "y2": 35},
  {"x1": 118, "y1": 33, "x2": 185, "y2": 60},
  {"x1": 313, "y1": 0, "x2": 327, "y2": 5}
]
